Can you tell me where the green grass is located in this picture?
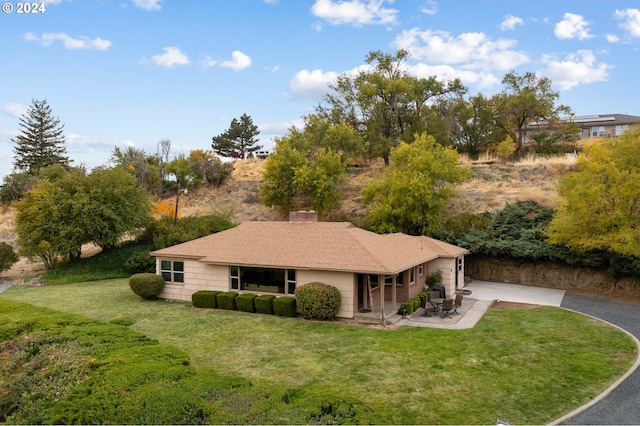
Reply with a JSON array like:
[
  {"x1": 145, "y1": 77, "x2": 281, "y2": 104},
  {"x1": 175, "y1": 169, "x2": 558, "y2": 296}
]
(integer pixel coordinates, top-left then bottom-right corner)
[{"x1": 1, "y1": 279, "x2": 637, "y2": 424}]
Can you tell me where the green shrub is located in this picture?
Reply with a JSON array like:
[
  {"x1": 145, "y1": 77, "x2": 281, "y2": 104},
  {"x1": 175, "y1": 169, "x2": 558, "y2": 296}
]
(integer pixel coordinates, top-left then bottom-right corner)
[
  {"x1": 216, "y1": 291, "x2": 238, "y2": 310},
  {"x1": 139, "y1": 212, "x2": 235, "y2": 250},
  {"x1": 409, "y1": 297, "x2": 421, "y2": 312},
  {"x1": 418, "y1": 292, "x2": 430, "y2": 308},
  {"x1": 294, "y1": 282, "x2": 341, "y2": 321},
  {"x1": 123, "y1": 250, "x2": 156, "y2": 274},
  {"x1": 236, "y1": 294, "x2": 257, "y2": 313},
  {"x1": 0, "y1": 242, "x2": 18, "y2": 274},
  {"x1": 255, "y1": 294, "x2": 276, "y2": 314},
  {"x1": 399, "y1": 302, "x2": 413, "y2": 316},
  {"x1": 128, "y1": 273, "x2": 165, "y2": 300},
  {"x1": 192, "y1": 291, "x2": 222, "y2": 308},
  {"x1": 273, "y1": 297, "x2": 297, "y2": 317},
  {"x1": 427, "y1": 271, "x2": 442, "y2": 287}
]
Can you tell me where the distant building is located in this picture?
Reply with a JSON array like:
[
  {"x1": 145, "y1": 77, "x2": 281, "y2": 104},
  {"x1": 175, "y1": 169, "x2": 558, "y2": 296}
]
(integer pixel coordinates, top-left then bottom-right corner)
[
  {"x1": 569, "y1": 114, "x2": 640, "y2": 139},
  {"x1": 254, "y1": 150, "x2": 272, "y2": 159}
]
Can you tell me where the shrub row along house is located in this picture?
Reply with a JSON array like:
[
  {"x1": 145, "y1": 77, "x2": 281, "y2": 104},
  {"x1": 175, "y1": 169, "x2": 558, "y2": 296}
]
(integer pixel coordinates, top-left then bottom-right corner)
[{"x1": 151, "y1": 211, "x2": 468, "y2": 321}]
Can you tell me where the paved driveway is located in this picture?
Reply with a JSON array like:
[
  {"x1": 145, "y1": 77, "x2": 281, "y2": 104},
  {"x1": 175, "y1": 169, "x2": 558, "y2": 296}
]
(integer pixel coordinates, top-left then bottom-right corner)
[{"x1": 558, "y1": 294, "x2": 640, "y2": 425}]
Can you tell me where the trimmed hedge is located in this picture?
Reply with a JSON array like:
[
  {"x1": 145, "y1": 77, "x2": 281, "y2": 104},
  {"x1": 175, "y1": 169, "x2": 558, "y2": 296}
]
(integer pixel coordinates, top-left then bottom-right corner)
[
  {"x1": 294, "y1": 282, "x2": 341, "y2": 321},
  {"x1": 192, "y1": 291, "x2": 222, "y2": 309},
  {"x1": 273, "y1": 296, "x2": 297, "y2": 317},
  {"x1": 216, "y1": 291, "x2": 238, "y2": 310},
  {"x1": 399, "y1": 302, "x2": 413, "y2": 316},
  {"x1": 236, "y1": 293, "x2": 257, "y2": 313},
  {"x1": 129, "y1": 273, "x2": 165, "y2": 300},
  {"x1": 255, "y1": 294, "x2": 276, "y2": 314}
]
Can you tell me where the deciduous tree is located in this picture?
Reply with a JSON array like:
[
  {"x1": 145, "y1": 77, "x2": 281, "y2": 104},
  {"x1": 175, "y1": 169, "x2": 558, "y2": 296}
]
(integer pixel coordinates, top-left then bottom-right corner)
[
  {"x1": 494, "y1": 71, "x2": 572, "y2": 154},
  {"x1": 363, "y1": 133, "x2": 471, "y2": 236},
  {"x1": 15, "y1": 167, "x2": 152, "y2": 269},
  {"x1": 259, "y1": 120, "x2": 348, "y2": 218},
  {"x1": 546, "y1": 128, "x2": 640, "y2": 258},
  {"x1": 12, "y1": 99, "x2": 70, "y2": 175}
]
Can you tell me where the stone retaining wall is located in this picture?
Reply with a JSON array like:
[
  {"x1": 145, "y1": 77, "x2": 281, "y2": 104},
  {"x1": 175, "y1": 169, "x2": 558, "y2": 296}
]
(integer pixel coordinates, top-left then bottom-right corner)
[{"x1": 466, "y1": 255, "x2": 640, "y2": 300}]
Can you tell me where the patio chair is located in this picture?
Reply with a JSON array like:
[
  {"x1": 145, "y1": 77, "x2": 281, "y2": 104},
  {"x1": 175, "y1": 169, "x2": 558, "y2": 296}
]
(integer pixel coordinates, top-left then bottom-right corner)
[
  {"x1": 429, "y1": 291, "x2": 441, "y2": 312},
  {"x1": 440, "y1": 298, "x2": 454, "y2": 318},
  {"x1": 452, "y1": 293, "x2": 463, "y2": 315}
]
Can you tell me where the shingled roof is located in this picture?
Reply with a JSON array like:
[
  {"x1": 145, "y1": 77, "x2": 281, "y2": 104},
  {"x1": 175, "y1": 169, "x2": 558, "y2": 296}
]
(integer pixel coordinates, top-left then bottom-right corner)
[{"x1": 151, "y1": 221, "x2": 468, "y2": 275}]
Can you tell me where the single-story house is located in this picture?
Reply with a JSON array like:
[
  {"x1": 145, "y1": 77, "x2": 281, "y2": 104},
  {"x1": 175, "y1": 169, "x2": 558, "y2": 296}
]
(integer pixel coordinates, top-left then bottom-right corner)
[
  {"x1": 527, "y1": 113, "x2": 640, "y2": 142},
  {"x1": 150, "y1": 211, "x2": 469, "y2": 320}
]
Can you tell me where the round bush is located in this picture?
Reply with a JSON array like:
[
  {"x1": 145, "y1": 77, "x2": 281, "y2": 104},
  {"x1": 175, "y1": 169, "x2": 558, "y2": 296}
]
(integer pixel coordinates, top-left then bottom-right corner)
[
  {"x1": 294, "y1": 282, "x2": 341, "y2": 321},
  {"x1": 129, "y1": 273, "x2": 165, "y2": 300}
]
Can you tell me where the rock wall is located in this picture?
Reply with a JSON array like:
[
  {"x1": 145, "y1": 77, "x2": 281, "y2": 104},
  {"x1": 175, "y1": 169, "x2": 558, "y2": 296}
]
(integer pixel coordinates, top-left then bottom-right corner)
[{"x1": 466, "y1": 255, "x2": 640, "y2": 300}]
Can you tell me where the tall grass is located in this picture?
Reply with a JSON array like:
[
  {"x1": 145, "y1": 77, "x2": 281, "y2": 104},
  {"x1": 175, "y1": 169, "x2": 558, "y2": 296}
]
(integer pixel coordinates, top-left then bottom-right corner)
[{"x1": 1, "y1": 280, "x2": 636, "y2": 425}]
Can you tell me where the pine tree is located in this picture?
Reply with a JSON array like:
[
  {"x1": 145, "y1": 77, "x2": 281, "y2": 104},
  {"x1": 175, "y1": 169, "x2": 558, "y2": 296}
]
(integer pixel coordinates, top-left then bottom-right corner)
[
  {"x1": 212, "y1": 113, "x2": 261, "y2": 159},
  {"x1": 12, "y1": 99, "x2": 70, "y2": 174}
]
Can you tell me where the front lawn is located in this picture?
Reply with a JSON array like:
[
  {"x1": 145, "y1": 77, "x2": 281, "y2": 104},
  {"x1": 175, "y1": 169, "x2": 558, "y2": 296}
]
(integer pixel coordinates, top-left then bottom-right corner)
[{"x1": 1, "y1": 279, "x2": 637, "y2": 424}]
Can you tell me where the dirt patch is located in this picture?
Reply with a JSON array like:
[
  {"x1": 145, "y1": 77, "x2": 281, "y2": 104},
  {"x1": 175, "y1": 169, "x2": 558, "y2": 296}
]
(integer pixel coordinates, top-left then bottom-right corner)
[{"x1": 490, "y1": 301, "x2": 543, "y2": 310}]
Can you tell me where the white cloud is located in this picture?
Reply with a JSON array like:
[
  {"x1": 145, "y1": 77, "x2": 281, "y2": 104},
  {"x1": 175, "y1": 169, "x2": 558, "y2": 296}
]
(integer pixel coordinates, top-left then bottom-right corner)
[
  {"x1": 289, "y1": 69, "x2": 339, "y2": 101},
  {"x1": 24, "y1": 32, "x2": 111, "y2": 50},
  {"x1": 554, "y1": 13, "x2": 593, "y2": 40},
  {"x1": 131, "y1": 0, "x2": 162, "y2": 11},
  {"x1": 151, "y1": 46, "x2": 190, "y2": 67},
  {"x1": 614, "y1": 8, "x2": 640, "y2": 38},
  {"x1": 606, "y1": 34, "x2": 620, "y2": 43},
  {"x1": 540, "y1": 50, "x2": 612, "y2": 90},
  {"x1": 501, "y1": 15, "x2": 523, "y2": 31},
  {"x1": 394, "y1": 29, "x2": 529, "y2": 71},
  {"x1": 220, "y1": 51, "x2": 252, "y2": 70},
  {"x1": 408, "y1": 63, "x2": 500, "y2": 89},
  {"x1": 2, "y1": 102, "x2": 28, "y2": 118},
  {"x1": 420, "y1": 0, "x2": 437, "y2": 15},
  {"x1": 311, "y1": 0, "x2": 398, "y2": 27},
  {"x1": 258, "y1": 119, "x2": 303, "y2": 135},
  {"x1": 200, "y1": 55, "x2": 217, "y2": 68}
]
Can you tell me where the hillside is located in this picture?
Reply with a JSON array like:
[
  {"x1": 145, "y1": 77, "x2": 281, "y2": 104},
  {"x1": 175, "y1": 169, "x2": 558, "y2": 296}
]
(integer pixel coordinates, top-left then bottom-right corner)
[
  {"x1": 179, "y1": 154, "x2": 576, "y2": 221},
  {"x1": 0, "y1": 154, "x2": 576, "y2": 279}
]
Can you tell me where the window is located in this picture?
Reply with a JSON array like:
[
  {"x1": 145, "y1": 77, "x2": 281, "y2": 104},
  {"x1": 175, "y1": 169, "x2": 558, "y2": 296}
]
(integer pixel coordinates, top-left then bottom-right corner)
[
  {"x1": 230, "y1": 266, "x2": 239, "y2": 290},
  {"x1": 457, "y1": 257, "x2": 463, "y2": 271},
  {"x1": 409, "y1": 267, "x2": 415, "y2": 284},
  {"x1": 418, "y1": 264, "x2": 423, "y2": 276},
  {"x1": 591, "y1": 126, "x2": 605, "y2": 137},
  {"x1": 582, "y1": 128, "x2": 590, "y2": 139},
  {"x1": 615, "y1": 124, "x2": 629, "y2": 136},
  {"x1": 229, "y1": 266, "x2": 296, "y2": 294},
  {"x1": 161, "y1": 260, "x2": 184, "y2": 283},
  {"x1": 287, "y1": 269, "x2": 296, "y2": 294}
]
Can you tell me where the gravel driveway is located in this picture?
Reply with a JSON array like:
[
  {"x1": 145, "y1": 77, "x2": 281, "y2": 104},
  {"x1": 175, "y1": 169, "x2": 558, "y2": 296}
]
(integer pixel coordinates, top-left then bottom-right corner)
[{"x1": 558, "y1": 293, "x2": 640, "y2": 425}]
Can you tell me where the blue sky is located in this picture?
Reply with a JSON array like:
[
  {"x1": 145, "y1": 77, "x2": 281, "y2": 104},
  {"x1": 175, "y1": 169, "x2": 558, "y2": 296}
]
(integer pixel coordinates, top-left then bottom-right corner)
[{"x1": 1, "y1": 0, "x2": 639, "y2": 178}]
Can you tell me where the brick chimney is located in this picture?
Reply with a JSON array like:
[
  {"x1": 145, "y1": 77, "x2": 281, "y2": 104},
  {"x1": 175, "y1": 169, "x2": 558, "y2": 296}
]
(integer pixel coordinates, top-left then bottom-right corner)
[{"x1": 288, "y1": 210, "x2": 318, "y2": 223}]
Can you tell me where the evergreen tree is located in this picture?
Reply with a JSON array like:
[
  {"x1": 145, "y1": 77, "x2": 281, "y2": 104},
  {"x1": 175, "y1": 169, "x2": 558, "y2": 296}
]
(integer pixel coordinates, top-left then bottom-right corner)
[
  {"x1": 12, "y1": 99, "x2": 70, "y2": 174},
  {"x1": 212, "y1": 113, "x2": 261, "y2": 159}
]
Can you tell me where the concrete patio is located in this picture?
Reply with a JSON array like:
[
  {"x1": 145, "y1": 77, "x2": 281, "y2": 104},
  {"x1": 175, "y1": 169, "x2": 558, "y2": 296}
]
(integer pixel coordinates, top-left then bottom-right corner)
[{"x1": 353, "y1": 280, "x2": 566, "y2": 329}]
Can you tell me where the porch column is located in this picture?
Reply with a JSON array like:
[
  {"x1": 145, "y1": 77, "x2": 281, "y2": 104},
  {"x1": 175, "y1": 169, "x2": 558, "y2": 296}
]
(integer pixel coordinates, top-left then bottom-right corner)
[
  {"x1": 392, "y1": 274, "x2": 397, "y2": 312},
  {"x1": 379, "y1": 274, "x2": 386, "y2": 325}
]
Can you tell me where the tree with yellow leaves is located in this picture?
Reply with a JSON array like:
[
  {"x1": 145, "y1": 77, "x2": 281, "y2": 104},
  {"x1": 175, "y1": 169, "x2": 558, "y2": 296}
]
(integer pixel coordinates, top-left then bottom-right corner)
[{"x1": 546, "y1": 127, "x2": 640, "y2": 257}]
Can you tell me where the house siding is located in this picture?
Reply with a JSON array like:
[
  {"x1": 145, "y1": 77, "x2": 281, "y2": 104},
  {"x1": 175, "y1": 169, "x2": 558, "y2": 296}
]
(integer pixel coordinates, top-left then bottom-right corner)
[
  {"x1": 427, "y1": 258, "x2": 465, "y2": 299},
  {"x1": 157, "y1": 258, "x2": 228, "y2": 302}
]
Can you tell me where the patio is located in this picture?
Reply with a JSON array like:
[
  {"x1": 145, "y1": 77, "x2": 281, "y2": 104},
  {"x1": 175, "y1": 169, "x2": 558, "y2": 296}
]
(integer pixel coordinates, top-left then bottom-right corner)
[{"x1": 354, "y1": 295, "x2": 493, "y2": 329}]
